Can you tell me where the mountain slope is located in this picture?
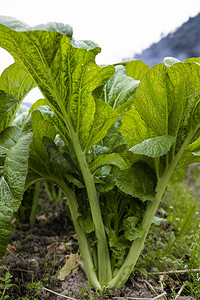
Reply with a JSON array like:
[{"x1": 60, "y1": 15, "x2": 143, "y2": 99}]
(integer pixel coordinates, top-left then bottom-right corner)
[{"x1": 134, "y1": 12, "x2": 200, "y2": 67}]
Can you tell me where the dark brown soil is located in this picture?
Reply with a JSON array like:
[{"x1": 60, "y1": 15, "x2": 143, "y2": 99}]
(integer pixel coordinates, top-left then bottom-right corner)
[{"x1": 0, "y1": 201, "x2": 197, "y2": 299}]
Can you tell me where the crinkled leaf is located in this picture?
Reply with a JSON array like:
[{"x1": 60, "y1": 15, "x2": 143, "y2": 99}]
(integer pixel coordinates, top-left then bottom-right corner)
[
  {"x1": 0, "y1": 17, "x2": 114, "y2": 150},
  {"x1": 123, "y1": 216, "x2": 144, "y2": 241},
  {"x1": 105, "y1": 227, "x2": 129, "y2": 260},
  {"x1": 0, "y1": 126, "x2": 21, "y2": 177},
  {"x1": 120, "y1": 109, "x2": 155, "y2": 148},
  {"x1": 115, "y1": 163, "x2": 156, "y2": 201},
  {"x1": 129, "y1": 136, "x2": 175, "y2": 158},
  {"x1": 122, "y1": 61, "x2": 200, "y2": 161},
  {"x1": 30, "y1": 104, "x2": 70, "y2": 144},
  {"x1": 93, "y1": 65, "x2": 139, "y2": 112},
  {"x1": 26, "y1": 110, "x2": 57, "y2": 184},
  {"x1": 0, "y1": 131, "x2": 33, "y2": 256},
  {"x1": 0, "y1": 90, "x2": 19, "y2": 131},
  {"x1": 0, "y1": 16, "x2": 73, "y2": 36},
  {"x1": 85, "y1": 99, "x2": 119, "y2": 151},
  {"x1": 0, "y1": 62, "x2": 36, "y2": 130},
  {"x1": 124, "y1": 60, "x2": 150, "y2": 80},
  {"x1": 43, "y1": 136, "x2": 75, "y2": 174},
  {"x1": 166, "y1": 63, "x2": 200, "y2": 143},
  {"x1": 0, "y1": 62, "x2": 36, "y2": 101},
  {"x1": 103, "y1": 118, "x2": 127, "y2": 150},
  {"x1": 133, "y1": 63, "x2": 169, "y2": 136},
  {"x1": 0, "y1": 207, "x2": 13, "y2": 257},
  {"x1": 90, "y1": 153, "x2": 128, "y2": 173},
  {"x1": 65, "y1": 173, "x2": 84, "y2": 188},
  {"x1": 0, "y1": 126, "x2": 21, "y2": 157},
  {"x1": 77, "y1": 214, "x2": 95, "y2": 234}
]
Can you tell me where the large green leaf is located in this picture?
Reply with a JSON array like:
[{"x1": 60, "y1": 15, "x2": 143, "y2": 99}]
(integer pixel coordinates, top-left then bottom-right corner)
[
  {"x1": 0, "y1": 62, "x2": 36, "y2": 101},
  {"x1": 26, "y1": 110, "x2": 56, "y2": 182},
  {"x1": 0, "y1": 130, "x2": 32, "y2": 256},
  {"x1": 124, "y1": 60, "x2": 150, "y2": 80},
  {"x1": 122, "y1": 61, "x2": 200, "y2": 158},
  {"x1": 132, "y1": 63, "x2": 169, "y2": 136},
  {"x1": 90, "y1": 153, "x2": 128, "y2": 173},
  {"x1": 84, "y1": 99, "x2": 119, "y2": 151},
  {"x1": 93, "y1": 65, "x2": 139, "y2": 112},
  {"x1": 120, "y1": 109, "x2": 155, "y2": 147},
  {"x1": 115, "y1": 163, "x2": 156, "y2": 202},
  {"x1": 129, "y1": 136, "x2": 175, "y2": 158},
  {"x1": 0, "y1": 16, "x2": 115, "y2": 149},
  {"x1": 0, "y1": 90, "x2": 19, "y2": 131},
  {"x1": 0, "y1": 62, "x2": 36, "y2": 131},
  {"x1": 0, "y1": 126, "x2": 21, "y2": 156},
  {"x1": 0, "y1": 126, "x2": 21, "y2": 175}
]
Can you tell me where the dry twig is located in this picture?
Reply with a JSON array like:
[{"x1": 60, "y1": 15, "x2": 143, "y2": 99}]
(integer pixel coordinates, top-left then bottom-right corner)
[
  {"x1": 149, "y1": 269, "x2": 200, "y2": 275},
  {"x1": 43, "y1": 287, "x2": 76, "y2": 299},
  {"x1": 174, "y1": 284, "x2": 186, "y2": 300},
  {"x1": 113, "y1": 291, "x2": 167, "y2": 300}
]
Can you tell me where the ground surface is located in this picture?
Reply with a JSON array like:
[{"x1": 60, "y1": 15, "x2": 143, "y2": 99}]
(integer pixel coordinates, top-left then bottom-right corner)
[{"x1": 0, "y1": 200, "x2": 197, "y2": 299}]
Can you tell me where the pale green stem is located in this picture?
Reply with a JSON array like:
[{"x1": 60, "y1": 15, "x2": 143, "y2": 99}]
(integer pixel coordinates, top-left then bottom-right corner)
[
  {"x1": 58, "y1": 180, "x2": 101, "y2": 290},
  {"x1": 57, "y1": 107, "x2": 112, "y2": 285},
  {"x1": 70, "y1": 130, "x2": 112, "y2": 285},
  {"x1": 107, "y1": 129, "x2": 197, "y2": 288}
]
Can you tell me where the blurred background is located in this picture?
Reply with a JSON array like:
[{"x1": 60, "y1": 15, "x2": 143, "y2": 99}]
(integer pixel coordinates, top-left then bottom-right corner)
[{"x1": 0, "y1": 0, "x2": 200, "y2": 103}]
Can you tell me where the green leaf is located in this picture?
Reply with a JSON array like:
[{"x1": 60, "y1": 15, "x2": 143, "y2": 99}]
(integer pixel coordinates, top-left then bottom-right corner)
[
  {"x1": 0, "y1": 90, "x2": 19, "y2": 131},
  {"x1": 0, "y1": 131, "x2": 33, "y2": 256},
  {"x1": 115, "y1": 163, "x2": 156, "y2": 201},
  {"x1": 103, "y1": 118, "x2": 127, "y2": 150},
  {"x1": 123, "y1": 61, "x2": 200, "y2": 158},
  {"x1": 85, "y1": 99, "x2": 119, "y2": 151},
  {"x1": 0, "y1": 126, "x2": 21, "y2": 158},
  {"x1": 164, "y1": 57, "x2": 180, "y2": 67},
  {"x1": 0, "y1": 206, "x2": 13, "y2": 257},
  {"x1": 120, "y1": 109, "x2": 155, "y2": 148},
  {"x1": 26, "y1": 110, "x2": 57, "y2": 184},
  {"x1": 106, "y1": 227, "x2": 129, "y2": 260},
  {"x1": 90, "y1": 153, "x2": 129, "y2": 173},
  {"x1": 124, "y1": 60, "x2": 150, "y2": 80},
  {"x1": 30, "y1": 110, "x2": 56, "y2": 165},
  {"x1": 93, "y1": 65, "x2": 139, "y2": 111},
  {"x1": 43, "y1": 136, "x2": 75, "y2": 174},
  {"x1": 0, "y1": 15, "x2": 73, "y2": 36},
  {"x1": 0, "y1": 62, "x2": 36, "y2": 101},
  {"x1": 123, "y1": 216, "x2": 144, "y2": 241},
  {"x1": 28, "y1": 99, "x2": 48, "y2": 115},
  {"x1": 133, "y1": 63, "x2": 169, "y2": 136},
  {"x1": 152, "y1": 216, "x2": 166, "y2": 225},
  {"x1": 175, "y1": 150, "x2": 200, "y2": 170},
  {"x1": 78, "y1": 214, "x2": 95, "y2": 234},
  {"x1": 129, "y1": 136, "x2": 175, "y2": 158},
  {"x1": 0, "y1": 62, "x2": 36, "y2": 130},
  {"x1": 0, "y1": 17, "x2": 114, "y2": 150}
]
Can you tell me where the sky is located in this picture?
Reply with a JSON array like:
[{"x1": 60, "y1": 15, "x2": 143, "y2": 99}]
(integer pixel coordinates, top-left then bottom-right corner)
[{"x1": 0, "y1": 0, "x2": 200, "y2": 102}]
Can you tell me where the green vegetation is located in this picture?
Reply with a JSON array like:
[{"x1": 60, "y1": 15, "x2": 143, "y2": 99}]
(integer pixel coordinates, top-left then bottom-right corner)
[
  {"x1": 135, "y1": 165, "x2": 200, "y2": 298},
  {"x1": 0, "y1": 16, "x2": 200, "y2": 293},
  {"x1": 0, "y1": 267, "x2": 17, "y2": 299}
]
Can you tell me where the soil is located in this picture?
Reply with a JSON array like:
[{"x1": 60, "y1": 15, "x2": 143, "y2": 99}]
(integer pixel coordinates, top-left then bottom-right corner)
[{"x1": 0, "y1": 199, "x2": 197, "y2": 299}]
